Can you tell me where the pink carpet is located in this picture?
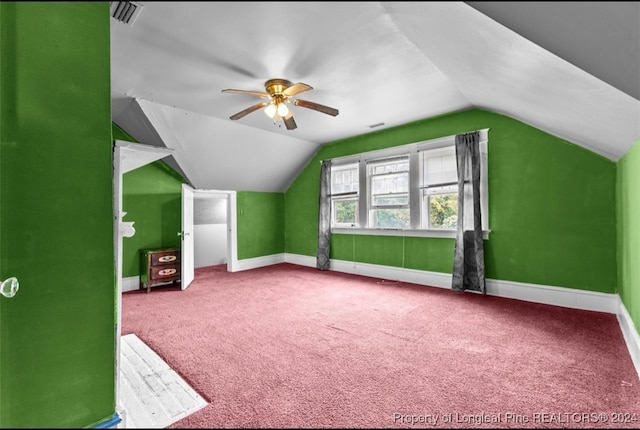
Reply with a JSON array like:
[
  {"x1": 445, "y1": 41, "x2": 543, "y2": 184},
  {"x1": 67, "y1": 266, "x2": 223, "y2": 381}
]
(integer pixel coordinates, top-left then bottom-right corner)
[{"x1": 121, "y1": 263, "x2": 639, "y2": 428}]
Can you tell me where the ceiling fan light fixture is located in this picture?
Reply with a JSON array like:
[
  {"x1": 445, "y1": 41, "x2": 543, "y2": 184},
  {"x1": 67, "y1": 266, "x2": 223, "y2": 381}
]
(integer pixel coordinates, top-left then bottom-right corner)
[
  {"x1": 222, "y1": 78, "x2": 338, "y2": 131},
  {"x1": 277, "y1": 102, "x2": 289, "y2": 117},
  {"x1": 264, "y1": 103, "x2": 277, "y2": 118}
]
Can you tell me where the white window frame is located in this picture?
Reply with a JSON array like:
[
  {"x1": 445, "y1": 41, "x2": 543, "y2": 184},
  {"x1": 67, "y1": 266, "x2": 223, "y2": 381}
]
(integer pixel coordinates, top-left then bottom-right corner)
[
  {"x1": 419, "y1": 145, "x2": 461, "y2": 230},
  {"x1": 329, "y1": 129, "x2": 490, "y2": 239},
  {"x1": 330, "y1": 161, "x2": 360, "y2": 228},
  {"x1": 367, "y1": 155, "x2": 411, "y2": 229}
]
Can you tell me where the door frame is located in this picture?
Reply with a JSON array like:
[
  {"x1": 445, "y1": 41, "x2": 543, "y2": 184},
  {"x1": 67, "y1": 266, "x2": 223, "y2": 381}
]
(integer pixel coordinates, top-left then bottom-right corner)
[
  {"x1": 181, "y1": 183, "x2": 195, "y2": 289},
  {"x1": 113, "y1": 140, "x2": 175, "y2": 417},
  {"x1": 188, "y1": 188, "x2": 238, "y2": 273},
  {"x1": 113, "y1": 140, "x2": 239, "y2": 419}
]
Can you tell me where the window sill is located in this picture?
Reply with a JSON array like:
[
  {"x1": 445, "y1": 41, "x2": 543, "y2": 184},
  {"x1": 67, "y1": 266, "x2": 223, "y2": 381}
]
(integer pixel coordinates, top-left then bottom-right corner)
[{"x1": 330, "y1": 227, "x2": 491, "y2": 240}]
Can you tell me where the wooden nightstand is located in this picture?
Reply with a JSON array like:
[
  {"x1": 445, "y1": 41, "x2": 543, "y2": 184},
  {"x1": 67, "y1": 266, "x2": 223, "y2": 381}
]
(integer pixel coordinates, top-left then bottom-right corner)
[{"x1": 139, "y1": 247, "x2": 181, "y2": 293}]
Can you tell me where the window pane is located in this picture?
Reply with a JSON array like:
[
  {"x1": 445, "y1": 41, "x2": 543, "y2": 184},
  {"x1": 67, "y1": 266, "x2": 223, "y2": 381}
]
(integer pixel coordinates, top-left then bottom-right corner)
[
  {"x1": 331, "y1": 164, "x2": 359, "y2": 195},
  {"x1": 371, "y1": 158, "x2": 409, "y2": 175},
  {"x1": 423, "y1": 192, "x2": 458, "y2": 229},
  {"x1": 371, "y1": 172, "x2": 408, "y2": 195},
  {"x1": 326, "y1": 133, "x2": 487, "y2": 232},
  {"x1": 422, "y1": 147, "x2": 457, "y2": 186},
  {"x1": 333, "y1": 199, "x2": 358, "y2": 225},
  {"x1": 372, "y1": 193, "x2": 409, "y2": 206},
  {"x1": 371, "y1": 208, "x2": 410, "y2": 229}
]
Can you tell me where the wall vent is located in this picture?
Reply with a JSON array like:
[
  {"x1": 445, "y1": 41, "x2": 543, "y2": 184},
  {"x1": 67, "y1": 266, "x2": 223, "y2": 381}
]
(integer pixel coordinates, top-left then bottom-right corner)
[{"x1": 110, "y1": 1, "x2": 144, "y2": 26}]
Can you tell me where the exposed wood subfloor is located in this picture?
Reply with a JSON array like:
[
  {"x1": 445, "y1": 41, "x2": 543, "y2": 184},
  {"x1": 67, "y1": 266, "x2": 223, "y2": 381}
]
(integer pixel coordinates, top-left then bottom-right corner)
[{"x1": 118, "y1": 334, "x2": 207, "y2": 428}]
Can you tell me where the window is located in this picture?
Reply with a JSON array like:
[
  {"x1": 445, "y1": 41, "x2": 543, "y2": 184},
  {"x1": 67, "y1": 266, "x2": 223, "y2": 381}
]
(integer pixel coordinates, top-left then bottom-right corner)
[
  {"x1": 420, "y1": 146, "x2": 459, "y2": 230},
  {"x1": 368, "y1": 156, "x2": 410, "y2": 228},
  {"x1": 330, "y1": 162, "x2": 359, "y2": 227},
  {"x1": 329, "y1": 130, "x2": 489, "y2": 237}
]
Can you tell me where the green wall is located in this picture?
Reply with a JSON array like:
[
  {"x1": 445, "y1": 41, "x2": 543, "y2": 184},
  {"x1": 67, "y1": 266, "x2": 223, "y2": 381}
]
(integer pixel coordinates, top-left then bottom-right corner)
[
  {"x1": 115, "y1": 124, "x2": 284, "y2": 274},
  {"x1": 0, "y1": 3, "x2": 626, "y2": 428},
  {"x1": 617, "y1": 140, "x2": 640, "y2": 332},
  {"x1": 285, "y1": 109, "x2": 617, "y2": 293},
  {"x1": 0, "y1": 3, "x2": 116, "y2": 427},
  {"x1": 237, "y1": 191, "x2": 285, "y2": 259},
  {"x1": 113, "y1": 124, "x2": 186, "y2": 278},
  {"x1": 113, "y1": 122, "x2": 134, "y2": 142},
  {"x1": 122, "y1": 163, "x2": 185, "y2": 277}
]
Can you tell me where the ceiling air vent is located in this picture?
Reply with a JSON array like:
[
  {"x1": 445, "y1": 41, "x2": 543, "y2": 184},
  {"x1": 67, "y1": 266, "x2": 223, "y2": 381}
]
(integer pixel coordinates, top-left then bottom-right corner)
[{"x1": 110, "y1": 1, "x2": 144, "y2": 26}]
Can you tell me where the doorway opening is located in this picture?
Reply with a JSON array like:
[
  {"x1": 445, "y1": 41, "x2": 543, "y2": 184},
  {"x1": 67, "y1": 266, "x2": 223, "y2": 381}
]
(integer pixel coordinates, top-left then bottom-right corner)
[{"x1": 113, "y1": 141, "x2": 238, "y2": 423}]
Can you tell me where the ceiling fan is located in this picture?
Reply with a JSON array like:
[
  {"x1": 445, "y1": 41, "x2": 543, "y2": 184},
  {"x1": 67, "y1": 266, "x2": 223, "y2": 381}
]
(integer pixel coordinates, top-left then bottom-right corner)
[{"x1": 221, "y1": 79, "x2": 339, "y2": 130}]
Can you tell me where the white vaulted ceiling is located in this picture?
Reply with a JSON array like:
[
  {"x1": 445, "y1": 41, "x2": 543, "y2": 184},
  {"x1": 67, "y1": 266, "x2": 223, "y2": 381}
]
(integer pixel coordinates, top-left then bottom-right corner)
[{"x1": 111, "y1": 1, "x2": 640, "y2": 192}]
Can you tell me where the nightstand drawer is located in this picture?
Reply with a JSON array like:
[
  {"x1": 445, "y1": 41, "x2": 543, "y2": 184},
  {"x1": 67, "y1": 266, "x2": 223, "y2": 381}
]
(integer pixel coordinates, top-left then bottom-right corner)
[
  {"x1": 150, "y1": 265, "x2": 180, "y2": 280},
  {"x1": 151, "y1": 250, "x2": 181, "y2": 266},
  {"x1": 140, "y1": 247, "x2": 181, "y2": 293}
]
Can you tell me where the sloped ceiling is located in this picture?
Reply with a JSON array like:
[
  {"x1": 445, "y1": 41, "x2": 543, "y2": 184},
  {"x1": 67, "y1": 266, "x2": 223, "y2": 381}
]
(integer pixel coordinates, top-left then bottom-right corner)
[
  {"x1": 466, "y1": 1, "x2": 640, "y2": 101},
  {"x1": 111, "y1": 1, "x2": 640, "y2": 192}
]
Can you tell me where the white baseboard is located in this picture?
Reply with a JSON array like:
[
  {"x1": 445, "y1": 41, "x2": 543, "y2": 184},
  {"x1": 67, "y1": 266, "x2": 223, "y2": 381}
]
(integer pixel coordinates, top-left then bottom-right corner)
[
  {"x1": 284, "y1": 252, "x2": 637, "y2": 377},
  {"x1": 235, "y1": 253, "x2": 285, "y2": 271},
  {"x1": 123, "y1": 254, "x2": 286, "y2": 290},
  {"x1": 122, "y1": 276, "x2": 140, "y2": 293},
  {"x1": 284, "y1": 253, "x2": 618, "y2": 313},
  {"x1": 123, "y1": 277, "x2": 181, "y2": 292},
  {"x1": 331, "y1": 258, "x2": 453, "y2": 290},
  {"x1": 284, "y1": 253, "x2": 317, "y2": 268},
  {"x1": 617, "y1": 297, "x2": 640, "y2": 379},
  {"x1": 484, "y1": 278, "x2": 618, "y2": 314},
  {"x1": 123, "y1": 252, "x2": 640, "y2": 379}
]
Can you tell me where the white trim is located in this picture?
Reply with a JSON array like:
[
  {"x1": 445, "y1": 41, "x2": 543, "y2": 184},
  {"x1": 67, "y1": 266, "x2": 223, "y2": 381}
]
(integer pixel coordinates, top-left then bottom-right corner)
[
  {"x1": 122, "y1": 253, "x2": 640, "y2": 378},
  {"x1": 122, "y1": 276, "x2": 140, "y2": 293},
  {"x1": 284, "y1": 253, "x2": 317, "y2": 267},
  {"x1": 227, "y1": 191, "x2": 239, "y2": 272},
  {"x1": 328, "y1": 129, "x2": 489, "y2": 165},
  {"x1": 114, "y1": 140, "x2": 174, "y2": 174},
  {"x1": 485, "y1": 278, "x2": 618, "y2": 314},
  {"x1": 617, "y1": 296, "x2": 640, "y2": 379},
  {"x1": 284, "y1": 253, "x2": 635, "y2": 372},
  {"x1": 113, "y1": 140, "x2": 175, "y2": 418},
  {"x1": 210, "y1": 251, "x2": 640, "y2": 378},
  {"x1": 287, "y1": 253, "x2": 446, "y2": 284},
  {"x1": 122, "y1": 276, "x2": 177, "y2": 292},
  {"x1": 283, "y1": 253, "x2": 618, "y2": 313},
  {"x1": 330, "y1": 259, "x2": 453, "y2": 289},
  {"x1": 187, "y1": 189, "x2": 237, "y2": 273},
  {"x1": 328, "y1": 129, "x2": 490, "y2": 235},
  {"x1": 235, "y1": 253, "x2": 285, "y2": 272}
]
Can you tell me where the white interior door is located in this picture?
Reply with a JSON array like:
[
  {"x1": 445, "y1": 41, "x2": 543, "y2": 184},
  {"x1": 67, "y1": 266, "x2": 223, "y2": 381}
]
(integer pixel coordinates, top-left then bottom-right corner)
[{"x1": 181, "y1": 183, "x2": 195, "y2": 289}]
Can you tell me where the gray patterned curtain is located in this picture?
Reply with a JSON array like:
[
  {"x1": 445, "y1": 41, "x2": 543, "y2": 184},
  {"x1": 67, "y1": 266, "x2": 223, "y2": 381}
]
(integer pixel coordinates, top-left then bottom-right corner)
[
  {"x1": 317, "y1": 160, "x2": 332, "y2": 270},
  {"x1": 452, "y1": 131, "x2": 485, "y2": 293}
]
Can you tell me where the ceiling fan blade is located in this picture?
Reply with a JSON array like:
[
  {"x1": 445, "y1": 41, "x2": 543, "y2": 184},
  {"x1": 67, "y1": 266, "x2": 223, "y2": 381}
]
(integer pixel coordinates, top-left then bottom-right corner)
[
  {"x1": 221, "y1": 89, "x2": 270, "y2": 99},
  {"x1": 283, "y1": 82, "x2": 313, "y2": 97},
  {"x1": 229, "y1": 102, "x2": 268, "y2": 120},
  {"x1": 283, "y1": 115, "x2": 297, "y2": 130},
  {"x1": 293, "y1": 99, "x2": 339, "y2": 116}
]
